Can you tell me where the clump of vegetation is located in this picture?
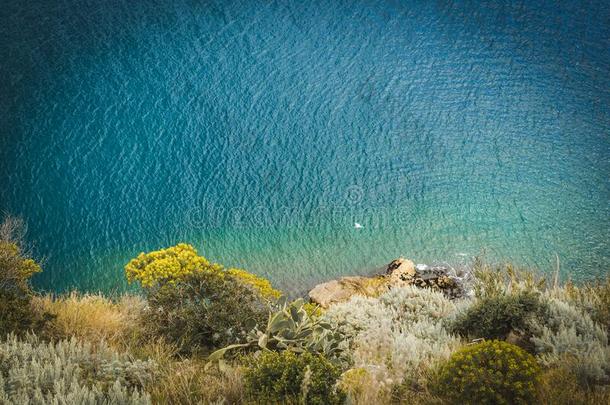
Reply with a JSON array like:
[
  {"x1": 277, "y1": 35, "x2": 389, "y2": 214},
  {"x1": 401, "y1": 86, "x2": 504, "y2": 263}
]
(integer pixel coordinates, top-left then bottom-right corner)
[
  {"x1": 302, "y1": 302, "x2": 324, "y2": 318},
  {"x1": 226, "y1": 267, "x2": 281, "y2": 301},
  {"x1": 530, "y1": 295, "x2": 610, "y2": 386},
  {"x1": 125, "y1": 243, "x2": 280, "y2": 355},
  {"x1": 338, "y1": 366, "x2": 441, "y2": 405},
  {"x1": 124, "y1": 243, "x2": 214, "y2": 288},
  {"x1": 560, "y1": 278, "x2": 610, "y2": 337},
  {"x1": 0, "y1": 334, "x2": 155, "y2": 404},
  {"x1": 2, "y1": 222, "x2": 609, "y2": 405},
  {"x1": 338, "y1": 368, "x2": 379, "y2": 404},
  {"x1": 143, "y1": 270, "x2": 269, "y2": 355},
  {"x1": 244, "y1": 350, "x2": 345, "y2": 405},
  {"x1": 143, "y1": 347, "x2": 246, "y2": 405},
  {"x1": 471, "y1": 258, "x2": 546, "y2": 299},
  {"x1": 0, "y1": 216, "x2": 52, "y2": 336},
  {"x1": 325, "y1": 285, "x2": 458, "y2": 343},
  {"x1": 125, "y1": 243, "x2": 281, "y2": 299},
  {"x1": 210, "y1": 298, "x2": 348, "y2": 365},
  {"x1": 456, "y1": 260, "x2": 549, "y2": 349},
  {"x1": 451, "y1": 290, "x2": 545, "y2": 343},
  {"x1": 32, "y1": 292, "x2": 145, "y2": 350},
  {"x1": 323, "y1": 286, "x2": 462, "y2": 400},
  {"x1": 536, "y1": 359, "x2": 610, "y2": 405},
  {"x1": 432, "y1": 340, "x2": 541, "y2": 405}
]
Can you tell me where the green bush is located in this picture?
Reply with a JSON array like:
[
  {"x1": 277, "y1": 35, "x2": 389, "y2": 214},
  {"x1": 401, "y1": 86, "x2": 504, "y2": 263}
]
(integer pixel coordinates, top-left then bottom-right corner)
[
  {"x1": 125, "y1": 244, "x2": 280, "y2": 355},
  {"x1": 0, "y1": 334, "x2": 155, "y2": 404},
  {"x1": 432, "y1": 340, "x2": 540, "y2": 405},
  {"x1": 451, "y1": 291, "x2": 544, "y2": 343},
  {"x1": 0, "y1": 293, "x2": 52, "y2": 337},
  {"x1": 143, "y1": 270, "x2": 269, "y2": 355},
  {"x1": 245, "y1": 350, "x2": 345, "y2": 405},
  {"x1": 0, "y1": 216, "x2": 53, "y2": 336}
]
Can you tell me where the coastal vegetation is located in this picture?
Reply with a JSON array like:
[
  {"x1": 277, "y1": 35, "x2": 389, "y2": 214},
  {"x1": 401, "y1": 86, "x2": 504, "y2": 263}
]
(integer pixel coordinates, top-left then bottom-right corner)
[{"x1": 1, "y1": 216, "x2": 609, "y2": 404}]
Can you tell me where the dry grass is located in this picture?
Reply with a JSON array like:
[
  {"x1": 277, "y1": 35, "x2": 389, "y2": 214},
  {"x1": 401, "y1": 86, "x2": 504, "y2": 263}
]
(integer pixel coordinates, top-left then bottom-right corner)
[
  {"x1": 32, "y1": 292, "x2": 145, "y2": 349},
  {"x1": 149, "y1": 357, "x2": 246, "y2": 404},
  {"x1": 562, "y1": 277, "x2": 610, "y2": 336},
  {"x1": 339, "y1": 366, "x2": 443, "y2": 405},
  {"x1": 339, "y1": 367, "x2": 390, "y2": 405},
  {"x1": 30, "y1": 291, "x2": 248, "y2": 404},
  {"x1": 106, "y1": 335, "x2": 246, "y2": 404},
  {"x1": 537, "y1": 361, "x2": 610, "y2": 405},
  {"x1": 471, "y1": 257, "x2": 547, "y2": 298}
]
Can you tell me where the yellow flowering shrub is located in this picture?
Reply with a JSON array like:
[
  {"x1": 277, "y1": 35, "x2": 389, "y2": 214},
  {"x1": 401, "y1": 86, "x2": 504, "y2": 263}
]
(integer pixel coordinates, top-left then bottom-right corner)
[
  {"x1": 226, "y1": 268, "x2": 281, "y2": 300},
  {"x1": 125, "y1": 243, "x2": 281, "y2": 301},
  {"x1": 124, "y1": 243, "x2": 220, "y2": 288},
  {"x1": 127, "y1": 244, "x2": 282, "y2": 354},
  {"x1": 432, "y1": 340, "x2": 540, "y2": 405}
]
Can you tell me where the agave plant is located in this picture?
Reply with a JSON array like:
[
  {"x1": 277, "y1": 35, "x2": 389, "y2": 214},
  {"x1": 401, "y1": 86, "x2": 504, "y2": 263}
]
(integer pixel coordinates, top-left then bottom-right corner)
[{"x1": 208, "y1": 298, "x2": 348, "y2": 365}]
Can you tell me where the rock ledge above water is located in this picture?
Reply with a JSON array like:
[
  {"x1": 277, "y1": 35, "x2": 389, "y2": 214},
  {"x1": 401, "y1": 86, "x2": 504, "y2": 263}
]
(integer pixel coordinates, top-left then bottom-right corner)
[{"x1": 308, "y1": 257, "x2": 465, "y2": 308}]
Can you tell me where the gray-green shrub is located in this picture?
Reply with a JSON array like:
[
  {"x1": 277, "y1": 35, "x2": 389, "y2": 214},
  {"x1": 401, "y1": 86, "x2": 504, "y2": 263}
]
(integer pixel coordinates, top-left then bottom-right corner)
[
  {"x1": 530, "y1": 296, "x2": 610, "y2": 386},
  {"x1": 323, "y1": 286, "x2": 462, "y2": 397},
  {"x1": 0, "y1": 334, "x2": 155, "y2": 404},
  {"x1": 552, "y1": 278, "x2": 610, "y2": 337}
]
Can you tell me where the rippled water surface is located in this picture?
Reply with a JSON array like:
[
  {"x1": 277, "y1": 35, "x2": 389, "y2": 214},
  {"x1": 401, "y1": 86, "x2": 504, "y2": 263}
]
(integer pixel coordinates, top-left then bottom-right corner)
[{"x1": 1, "y1": 0, "x2": 609, "y2": 293}]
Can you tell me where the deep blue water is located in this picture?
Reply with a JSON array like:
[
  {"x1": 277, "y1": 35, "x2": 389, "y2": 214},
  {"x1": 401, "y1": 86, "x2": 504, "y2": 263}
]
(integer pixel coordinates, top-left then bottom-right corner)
[{"x1": 1, "y1": 0, "x2": 609, "y2": 294}]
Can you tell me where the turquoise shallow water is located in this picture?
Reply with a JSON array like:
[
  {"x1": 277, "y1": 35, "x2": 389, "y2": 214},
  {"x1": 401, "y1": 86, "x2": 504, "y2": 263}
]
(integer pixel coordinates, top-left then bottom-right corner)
[{"x1": 1, "y1": 0, "x2": 609, "y2": 294}]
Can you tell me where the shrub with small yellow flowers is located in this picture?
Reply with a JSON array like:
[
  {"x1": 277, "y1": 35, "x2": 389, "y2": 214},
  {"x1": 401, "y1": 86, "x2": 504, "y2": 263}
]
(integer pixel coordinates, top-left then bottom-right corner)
[
  {"x1": 432, "y1": 340, "x2": 540, "y2": 405},
  {"x1": 124, "y1": 243, "x2": 216, "y2": 288},
  {"x1": 226, "y1": 267, "x2": 281, "y2": 301},
  {"x1": 125, "y1": 243, "x2": 282, "y2": 354},
  {"x1": 124, "y1": 244, "x2": 281, "y2": 300}
]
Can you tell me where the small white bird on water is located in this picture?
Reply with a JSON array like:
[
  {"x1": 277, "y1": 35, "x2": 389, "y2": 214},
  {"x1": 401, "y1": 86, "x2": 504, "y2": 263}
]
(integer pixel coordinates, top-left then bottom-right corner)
[{"x1": 354, "y1": 222, "x2": 363, "y2": 229}]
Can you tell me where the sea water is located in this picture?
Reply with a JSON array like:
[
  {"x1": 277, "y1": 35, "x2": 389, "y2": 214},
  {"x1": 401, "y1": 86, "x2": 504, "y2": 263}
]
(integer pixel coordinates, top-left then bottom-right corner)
[{"x1": 1, "y1": 0, "x2": 609, "y2": 294}]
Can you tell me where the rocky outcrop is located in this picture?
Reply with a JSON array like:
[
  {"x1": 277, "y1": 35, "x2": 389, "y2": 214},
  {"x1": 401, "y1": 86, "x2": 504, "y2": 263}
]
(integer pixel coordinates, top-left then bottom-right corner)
[
  {"x1": 386, "y1": 258, "x2": 416, "y2": 283},
  {"x1": 308, "y1": 276, "x2": 387, "y2": 308},
  {"x1": 308, "y1": 257, "x2": 464, "y2": 308},
  {"x1": 388, "y1": 258, "x2": 461, "y2": 294}
]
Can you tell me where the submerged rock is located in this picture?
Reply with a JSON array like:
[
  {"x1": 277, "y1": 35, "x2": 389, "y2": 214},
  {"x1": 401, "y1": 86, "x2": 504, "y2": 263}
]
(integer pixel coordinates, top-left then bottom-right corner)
[{"x1": 308, "y1": 257, "x2": 464, "y2": 308}]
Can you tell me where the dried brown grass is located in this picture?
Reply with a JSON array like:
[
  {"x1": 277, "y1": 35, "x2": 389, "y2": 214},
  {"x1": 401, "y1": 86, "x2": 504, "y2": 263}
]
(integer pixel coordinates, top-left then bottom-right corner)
[{"x1": 32, "y1": 292, "x2": 145, "y2": 349}]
